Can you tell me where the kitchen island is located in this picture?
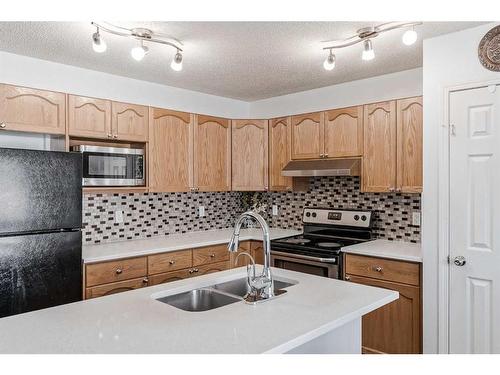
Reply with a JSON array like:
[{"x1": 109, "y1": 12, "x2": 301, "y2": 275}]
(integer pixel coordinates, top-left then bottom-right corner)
[{"x1": 0, "y1": 266, "x2": 397, "y2": 354}]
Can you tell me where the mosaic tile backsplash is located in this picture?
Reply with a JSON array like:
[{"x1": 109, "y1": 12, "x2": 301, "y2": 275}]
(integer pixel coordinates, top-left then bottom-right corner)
[{"x1": 82, "y1": 176, "x2": 421, "y2": 244}]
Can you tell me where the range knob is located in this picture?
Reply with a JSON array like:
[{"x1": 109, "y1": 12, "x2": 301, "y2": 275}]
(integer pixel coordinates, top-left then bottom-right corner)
[
  {"x1": 306, "y1": 212, "x2": 311, "y2": 217},
  {"x1": 312, "y1": 212, "x2": 317, "y2": 218},
  {"x1": 361, "y1": 215, "x2": 367, "y2": 221},
  {"x1": 354, "y1": 215, "x2": 360, "y2": 221}
]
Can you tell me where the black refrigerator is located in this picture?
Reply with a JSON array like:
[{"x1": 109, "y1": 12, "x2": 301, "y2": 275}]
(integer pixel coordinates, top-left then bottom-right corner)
[{"x1": 0, "y1": 148, "x2": 83, "y2": 318}]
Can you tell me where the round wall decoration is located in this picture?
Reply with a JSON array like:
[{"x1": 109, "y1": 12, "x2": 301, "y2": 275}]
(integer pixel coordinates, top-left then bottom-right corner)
[{"x1": 478, "y1": 25, "x2": 500, "y2": 72}]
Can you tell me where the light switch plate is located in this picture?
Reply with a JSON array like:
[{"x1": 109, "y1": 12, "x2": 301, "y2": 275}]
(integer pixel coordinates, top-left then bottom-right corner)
[
  {"x1": 272, "y1": 205, "x2": 279, "y2": 216},
  {"x1": 199, "y1": 206, "x2": 205, "y2": 217},
  {"x1": 114, "y1": 210, "x2": 124, "y2": 224},
  {"x1": 412, "y1": 212, "x2": 421, "y2": 226}
]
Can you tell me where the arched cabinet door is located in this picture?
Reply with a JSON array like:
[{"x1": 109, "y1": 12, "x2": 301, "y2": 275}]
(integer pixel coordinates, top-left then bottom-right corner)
[
  {"x1": 149, "y1": 269, "x2": 194, "y2": 286},
  {"x1": 269, "y1": 117, "x2": 293, "y2": 191},
  {"x1": 396, "y1": 96, "x2": 423, "y2": 193},
  {"x1": 291, "y1": 112, "x2": 323, "y2": 159},
  {"x1": 194, "y1": 261, "x2": 230, "y2": 276},
  {"x1": 324, "y1": 106, "x2": 363, "y2": 158},
  {"x1": 231, "y1": 119, "x2": 269, "y2": 191},
  {"x1": 111, "y1": 101, "x2": 148, "y2": 142},
  {"x1": 362, "y1": 100, "x2": 397, "y2": 192},
  {"x1": 68, "y1": 95, "x2": 111, "y2": 139},
  {"x1": 0, "y1": 83, "x2": 66, "y2": 135},
  {"x1": 194, "y1": 115, "x2": 231, "y2": 191},
  {"x1": 149, "y1": 108, "x2": 193, "y2": 192}
]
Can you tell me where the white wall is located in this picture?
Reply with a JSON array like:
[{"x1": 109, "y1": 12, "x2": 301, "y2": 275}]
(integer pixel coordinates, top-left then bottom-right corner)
[
  {"x1": 249, "y1": 68, "x2": 422, "y2": 118},
  {"x1": 423, "y1": 22, "x2": 500, "y2": 354},
  {"x1": 0, "y1": 51, "x2": 250, "y2": 118}
]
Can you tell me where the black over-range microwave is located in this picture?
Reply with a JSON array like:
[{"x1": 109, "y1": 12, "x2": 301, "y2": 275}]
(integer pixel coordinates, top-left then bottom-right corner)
[{"x1": 71, "y1": 145, "x2": 145, "y2": 187}]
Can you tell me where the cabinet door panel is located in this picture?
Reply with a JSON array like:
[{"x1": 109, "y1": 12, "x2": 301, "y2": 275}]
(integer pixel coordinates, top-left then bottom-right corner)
[
  {"x1": 194, "y1": 115, "x2": 231, "y2": 191},
  {"x1": 269, "y1": 117, "x2": 293, "y2": 191},
  {"x1": 149, "y1": 108, "x2": 193, "y2": 192},
  {"x1": 148, "y1": 269, "x2": 194, "y2": 286},
  {"x1": 324, "y1": 106, "x2": 363, "y2": 157},
  {"x1": 85, "y1": 277, "x2": 148, "y2": 299},
  {"x1": 346, "y1": 274, "x2": 421, "y2": 354},
  {"x1": 68, "y1": 95, "x2": 111, "y2": 139},
  {"x1": 231, "y1": 119, "x2": 268, "y2": 191},
  {"x1": 111, "y1": 101, "x2": 148, "y2": 142},
  {"x1": 0, "y1": 84, "x2": 66, "y2": 135},
  {"x1": 397, "y1": 97, "x2": 423, "y2": 193},
  {"x1": 291, "y1": 112, "x2": 323, "y2": 159},
  {"x1": 193, "y1": 261, "x2": 230, "y2": 276},
  {"x1": 362, "y1": 101, "x2": 397, "y2": 192}
]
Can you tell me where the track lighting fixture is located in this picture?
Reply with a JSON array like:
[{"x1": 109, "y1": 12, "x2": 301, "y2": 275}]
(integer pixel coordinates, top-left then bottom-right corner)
[
  {"x1": 321, "y1": 21, "x2": 421, "y2": 69},
  {"x1": 90, "y1": 22, "x2": 184, "y2": 71},
  {"x1": 323, "y1": 49, "x2": 336, "y2": 71},
  {"x1": 362, "y1": 39, "x2": 375, "y2": 61},
  {"x1": 170, "y1": 50, "x2": 183, "y2": 71},
  {"x1": 92, "y1": 27, "x2": 107, "y2": 53}
]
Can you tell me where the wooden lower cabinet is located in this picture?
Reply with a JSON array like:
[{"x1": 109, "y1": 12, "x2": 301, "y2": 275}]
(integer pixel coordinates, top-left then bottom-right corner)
[
  {"x1": 86, "y1": 277, "x2": 148, "y2": 299},
  {"x1": 344, "y1": 253, "x2": 422, "y2": 354}
]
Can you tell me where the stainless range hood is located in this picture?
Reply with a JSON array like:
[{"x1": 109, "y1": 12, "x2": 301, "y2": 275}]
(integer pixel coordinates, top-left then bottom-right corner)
[{"x1": 281, "y1": 158, "x2": 361, "y2": 177}]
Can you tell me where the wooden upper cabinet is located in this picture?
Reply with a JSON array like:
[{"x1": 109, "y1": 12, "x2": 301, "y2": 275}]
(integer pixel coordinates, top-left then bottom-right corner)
[
  {"x1": 291, "y1": 112, "x2": 323, "y2": 159},
  {"x1": 193, "y1": 115, "x2": 231, "y2": 191},
  {"x1": 362, "y1": 100, "x2": 397, "y2": 192},
  {"x1": 0, "y1": 84, "x2": 65, "y2": 135},
  {"x1": 111, "y1": 101, "x2": 148, "y2": 142},
  {"x1": 68, "y1": 95, "x2": 111, "y2": 139},
  {"x1": 149, "y1": 108, "x2": 193, "y2": 192},
  {"x1": 397, "y1": 96, "x2": 423, "y2": 193},
  {"x1": 269, "y1": 117, "x2": 293, "y2": 191},
  {"x1": 231, "y1": 119, "x2": 269, "y2": 191},
  {"x1": 324, "y1": 106, "x2": 363, "y2": 158}
]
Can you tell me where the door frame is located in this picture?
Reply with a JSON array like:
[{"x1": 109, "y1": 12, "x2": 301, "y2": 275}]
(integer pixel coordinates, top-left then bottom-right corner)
[{"x1": 438, "y1": 78, "x2": 500, "y2": 353}]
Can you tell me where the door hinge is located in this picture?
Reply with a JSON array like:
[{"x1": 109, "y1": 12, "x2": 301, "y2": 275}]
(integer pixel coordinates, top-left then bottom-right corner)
[
  {"x1": 450, "y1": 124, "x2": 456, "y2": 136},
  {"x1": 447, "y1": 255, "x2": 450, "y2": 264}
]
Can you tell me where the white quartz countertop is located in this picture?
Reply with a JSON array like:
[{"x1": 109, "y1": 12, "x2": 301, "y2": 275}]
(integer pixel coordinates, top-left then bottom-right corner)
[
  {"x1": 0, "y1": 267, "x2": 397, "y2": 354},
  {"x1": 83, "y1": 228, "x2": 301, "y2": 263},
  {"x1": 341, "y1": 239, "x2": 422, "y2": 263}
]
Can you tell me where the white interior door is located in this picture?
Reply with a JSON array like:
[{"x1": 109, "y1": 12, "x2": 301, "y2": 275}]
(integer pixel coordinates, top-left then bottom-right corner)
[{"x1": 449, "y1": 85, "x2": 500, "y2": 353}]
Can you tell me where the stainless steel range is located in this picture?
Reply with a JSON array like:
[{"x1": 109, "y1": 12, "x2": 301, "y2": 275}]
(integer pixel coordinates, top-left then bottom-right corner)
[{"x1": 270, "y1": 208, "x2": 373, "y2": 279}]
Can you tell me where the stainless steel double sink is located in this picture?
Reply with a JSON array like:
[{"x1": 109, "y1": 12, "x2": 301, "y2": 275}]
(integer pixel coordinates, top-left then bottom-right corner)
[{"x1": 156, "y1": 277, "x2": 296, "y2": 312}]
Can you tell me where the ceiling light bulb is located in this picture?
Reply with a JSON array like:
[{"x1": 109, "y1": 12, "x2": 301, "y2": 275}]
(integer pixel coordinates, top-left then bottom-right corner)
[
  {"x1": 323, "y1": 50, "x2": 336, "y2": 71},
  {"x1": 402, "y1": 28, "x2": 418, "y2": 46},
  {"x1": 92, "y1": 30, "x2": 107, "y2": 53},
  {"x1": 131, "y1": 43, "x2": 149, "y2": 61},
  {"x1": 362, "y1": 39, "x2": 375, "y2": 61},
  {"x1": 171, "y1": 51, "x2": 183, "y2": 71}
]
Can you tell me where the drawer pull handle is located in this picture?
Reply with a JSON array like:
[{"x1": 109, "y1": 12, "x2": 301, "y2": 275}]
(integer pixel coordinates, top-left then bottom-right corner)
[
  {"x1": 115, "y1": 268, "x2": 123, "y2": 274},
  {"x1": 169, "y1": 260, "x2": 175, "y2": 265},
  {"x1": 375, "y1": 266, "x2": 383, "y2": 272}
]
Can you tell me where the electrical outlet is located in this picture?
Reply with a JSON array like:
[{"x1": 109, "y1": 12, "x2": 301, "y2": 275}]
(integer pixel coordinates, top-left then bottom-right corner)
[
  {"x1": 272, "y1": 205, "x2": 279, "y2": 216},
  {"x1": 198, "y1": 206, "x2": 205, "y2": 217},
  {"x1": 114, "y1": 210, "x2": 124, "y2": 224},
  {"x1": 412, "y1": 212, "x2": 421, "y2": 226}
]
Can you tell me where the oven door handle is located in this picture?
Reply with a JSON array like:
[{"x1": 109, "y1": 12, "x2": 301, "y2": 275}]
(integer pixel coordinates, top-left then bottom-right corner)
[{"x1": 271, "y1": 250, "x2": 337, "y2": 264}]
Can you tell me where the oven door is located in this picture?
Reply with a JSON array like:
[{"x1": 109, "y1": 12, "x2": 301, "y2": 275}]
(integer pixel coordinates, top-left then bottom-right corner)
[
  {"x1": 271, "y1": 251, "x2": 340, "y2": 279},
  {"x1": 76, "y1": 145, "x2": 144, "y2": 186}
]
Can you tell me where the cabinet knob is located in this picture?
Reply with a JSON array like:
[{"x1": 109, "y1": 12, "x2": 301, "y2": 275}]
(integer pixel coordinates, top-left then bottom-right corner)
[
  {"x1": 345, "y1": 275, "x2": 351, "y2": 281},
  {"x1": 374, "y1": 266, "x2": 383, "y2": 272},
  {"x1": 142, "y1": 277, "x2": 149, "y2": 284},
  {"x1": 115, "y1": 268, "x2": 123, "y2": 274},
  {"x1": 0, "y1": 122, "x2": 6, "y2": 129},
  {"x1": 107, "y1": 134, "x2": 112, "y2": 138},
  {"x1": 169, "y1": 260, "x2": 175, "y2": 265},
  {"x1": 193, "y1": 268, "x2": 199, "y2": 273},
  {"x1": 324, "y1": 153, "x2": 329, "y2": 158},
  {"x1": 395, "y1": 188, "x2": 402, "y2": 192},
  {"x1": 113, "y1": 134, "x2": 118, "y2": 139},
  {"x1": 388, "y1": 187, "x2": 395, "y2": 192},
  {"x1": 210, "y1": 253, "x2": 216, "y2": 258}
]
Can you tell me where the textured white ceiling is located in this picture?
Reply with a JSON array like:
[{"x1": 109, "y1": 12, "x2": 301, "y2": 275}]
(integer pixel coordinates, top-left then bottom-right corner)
[{"x1": 0, "y1": 21, "x2": 484, "y2": 101}]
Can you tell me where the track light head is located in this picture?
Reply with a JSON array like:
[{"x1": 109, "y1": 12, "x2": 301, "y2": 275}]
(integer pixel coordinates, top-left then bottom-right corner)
[
  {"x1": 323, "y1": 49, "x2": 336, "y2": 71},
  {"x1": 92, "y1": 28, "x2": 107, "y2": 53},
  {"x1": 171, "y1": 50, "x2": 183, "y2": 71},
  {"x1": 402, "y1": 28, "x2": 418, "y2": 46},
  {"x1": 362, "y1": 39, "x2": 375, "y2": 61},
  {"x1": 131, "y1": 42, "x2": 149, "y2": 61}
]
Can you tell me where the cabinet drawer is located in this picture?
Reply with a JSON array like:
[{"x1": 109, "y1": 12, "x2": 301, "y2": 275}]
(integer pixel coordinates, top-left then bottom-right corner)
[
  {"x1": 149, "y1": 268, "x2": 194, "y2": 286},
  {"x1": 85, "y1": 277, "x2": 148, "y2": 299},
  {"x1": 193, "y1": 261, "x2": 230, "y2": 276},
  {"x1": 85, "y1": 257, "x2": 147, "y2": 287},
  {"x1": 193, "y1": 244, "x2": 230, "y2": 266},
  {"x1": 148, "y1": 249, "x2": 193, "y2": 274},
  {"x1": 344, "y1": 254, "x2": 420, "y2": 286}
]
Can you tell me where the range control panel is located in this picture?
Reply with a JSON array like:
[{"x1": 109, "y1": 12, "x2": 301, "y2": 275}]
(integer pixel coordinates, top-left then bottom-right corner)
[{"x1": 302, "y1": 208, "x2": 372, "y2": 228}]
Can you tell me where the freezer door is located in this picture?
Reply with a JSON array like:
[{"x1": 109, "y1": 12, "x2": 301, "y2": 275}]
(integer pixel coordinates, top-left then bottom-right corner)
[
  {"x1": 0, "y1": 148, "x2": 82, "y2": 235},
  {"x1": 0, "y1": 231, "x2": 82, "y2": 318}
]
